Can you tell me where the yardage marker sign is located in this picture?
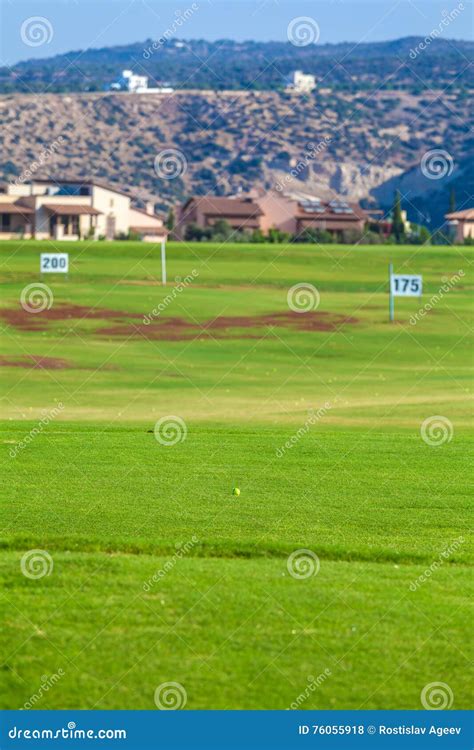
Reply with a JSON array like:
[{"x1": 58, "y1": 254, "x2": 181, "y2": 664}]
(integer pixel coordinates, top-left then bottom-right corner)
[
  {"x1": 40, "y1": 253, "x2": 69, "y2": 273},
  {"x1": 389, "y1": 263, "x2": 422, "y2": 321},
  {"x1": 390, "y1": 274, "x2": 422, "y2": 297}
]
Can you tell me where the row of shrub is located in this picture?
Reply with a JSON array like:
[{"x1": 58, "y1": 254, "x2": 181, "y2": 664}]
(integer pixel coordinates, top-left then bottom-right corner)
[{"x1": 179, "y1": 220, "x2": 465, "y2": 245}]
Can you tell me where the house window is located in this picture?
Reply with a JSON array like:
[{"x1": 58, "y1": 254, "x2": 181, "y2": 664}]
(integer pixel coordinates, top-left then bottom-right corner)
[
  {"x1": 57, "y1": 185, "x2": 91, "y2": 197},
  {"x1": 0, "y1": 214, "x2": 11, "y2": 231},
  {"x1": 110, "y1": 198, "x2": 114, "y2": 207}
]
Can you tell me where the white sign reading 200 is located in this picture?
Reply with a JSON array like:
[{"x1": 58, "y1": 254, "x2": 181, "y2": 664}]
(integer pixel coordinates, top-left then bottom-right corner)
[{"x1": 40, "y1": 253, "x2": 69, "y2": 273}]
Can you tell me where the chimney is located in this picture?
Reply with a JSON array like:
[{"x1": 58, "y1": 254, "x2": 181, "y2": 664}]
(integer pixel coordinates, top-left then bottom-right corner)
[{"x1": 145, "y1": 201, "x2": 155, "y2": 216}]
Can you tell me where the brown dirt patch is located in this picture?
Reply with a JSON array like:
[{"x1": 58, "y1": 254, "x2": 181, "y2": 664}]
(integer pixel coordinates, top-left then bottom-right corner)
[
  {"x1": 0, "y1": 355, "x2": 118, "y2": 371},
  {"x1": 208, "y1": 311, "x2": 356, "y2": 332},
  {"x1": 98, "y1": 310, "x2": 358, "y2": 341},
  {"x1": 0, "y1": 355, "x2": 75, "y2": 369},
  {"x1": 0, "y1": 303, "x2": 142, "y2": 332},
  {"x1": 1, "y1": 301, "x2": 358, "y2": 341}
]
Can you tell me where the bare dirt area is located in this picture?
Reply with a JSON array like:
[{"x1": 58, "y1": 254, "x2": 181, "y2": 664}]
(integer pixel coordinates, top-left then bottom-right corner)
[
  {"x1": 98, "y1": 310, "x2": 358, "y2": 340},
  {"x1": 1, "y1": 303, "x2": 358, "y2": 340},
  {"x1": 0, "y1": 304, "x2": 142, "y2": 331},
  {"x1": 0, "y1": 355, "x2": 76, "y2": 369},
  {"x1": 0, "y1": 354, "x2": 118, "y2": 370}
]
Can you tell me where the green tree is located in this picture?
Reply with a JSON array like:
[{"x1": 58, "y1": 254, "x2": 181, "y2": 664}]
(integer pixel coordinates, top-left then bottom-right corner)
[
  {"x1": 251, "y1": 229, "x2": 265, "y2": 243},
  {"x1": 298, "y1": 228, "x2": 333, "y2": 244},
  {"x1": 210, "y1": 219, "x2": 232, "y2": 239},
  {"x1": 419, "y1": 226, "x2": 431, "y2": 244},
  {"x1": 184, "y1": 222, "x2": 210, "y2": 241},
  {"x1": 391, "y1": 190, "x2": 405, "y2": 242},
  {"x1": 268, "y1": 228, "x2": 290, "y2": 243},
  {"x1": 449, "y1": 187, "x2": 456, "y2": 213},
  {"x1": 166, "y1": 208, "x2": 175, "y2": 232}
]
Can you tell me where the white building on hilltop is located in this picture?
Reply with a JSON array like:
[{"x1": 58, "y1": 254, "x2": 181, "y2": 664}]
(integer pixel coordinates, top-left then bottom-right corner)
[
  {"x1": 110, "y1": 69, "x2": 174, "y2": 94},
  {"x1": 285, "y1": 70, "x2": 316, "y2": 94},
  {"x1": 111, "y1": 69, "x2": 149, "y2": 93}
]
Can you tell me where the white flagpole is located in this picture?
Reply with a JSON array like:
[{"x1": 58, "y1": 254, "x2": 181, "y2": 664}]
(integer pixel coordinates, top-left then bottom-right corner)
[{"x1": 161, "y1": 238, "x2": 167, "y2": 286}]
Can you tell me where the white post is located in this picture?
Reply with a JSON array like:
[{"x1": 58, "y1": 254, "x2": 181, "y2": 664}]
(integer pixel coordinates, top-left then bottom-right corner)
[
  {"x1": 389, "y1": 262, "x2": 394, "y2": 322},
  {"x1": 161, "y1": 238, "x2": 167, "y2": 286}
]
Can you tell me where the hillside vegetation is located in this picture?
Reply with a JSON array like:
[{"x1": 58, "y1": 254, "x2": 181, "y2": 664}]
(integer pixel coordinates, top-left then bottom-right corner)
[{"x1": 1, "y1": 38, "x2": 472, "y2": 94}]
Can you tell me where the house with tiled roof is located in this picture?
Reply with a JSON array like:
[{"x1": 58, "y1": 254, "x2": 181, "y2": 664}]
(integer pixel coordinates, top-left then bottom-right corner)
[
  {"x1": 176, "y1": 190, "x2": 368, "y2": 240},
  {"x1": 175, "y1": 195, "x2": 264, "y2": 239},
  {"x1": 0, "y1": 178, "x2": 167, "y2": 242},
  {"x1": 445, "y1": 208, "x2": 474, "y2": 243}
]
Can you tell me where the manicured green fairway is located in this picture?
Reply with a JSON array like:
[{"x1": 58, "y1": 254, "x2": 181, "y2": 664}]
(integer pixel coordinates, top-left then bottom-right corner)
[{"x1": 0, "y1": 240, "x2": 472, "y2": 710}]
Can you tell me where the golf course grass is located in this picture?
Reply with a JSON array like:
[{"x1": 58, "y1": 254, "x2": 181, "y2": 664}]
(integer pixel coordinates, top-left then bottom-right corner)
[{"x1": 0, "y1": 240, "x2": 472, "y2": 710}]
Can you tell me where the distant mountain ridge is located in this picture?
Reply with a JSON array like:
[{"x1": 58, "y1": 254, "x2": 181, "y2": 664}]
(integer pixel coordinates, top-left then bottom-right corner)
[{"x1": 1, "y1": 37, "x2": 473, "y2": 93}]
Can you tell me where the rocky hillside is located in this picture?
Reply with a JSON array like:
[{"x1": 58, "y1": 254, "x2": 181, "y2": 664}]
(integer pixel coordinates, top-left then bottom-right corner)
[{"x1": 1, "y1": 86, "x2": 472, "y2": 228}]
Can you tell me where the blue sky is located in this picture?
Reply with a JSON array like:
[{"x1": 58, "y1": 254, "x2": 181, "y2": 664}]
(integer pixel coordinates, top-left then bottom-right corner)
[{"x1": 0, "y1": 0, "x2": 472, "y2": 65}]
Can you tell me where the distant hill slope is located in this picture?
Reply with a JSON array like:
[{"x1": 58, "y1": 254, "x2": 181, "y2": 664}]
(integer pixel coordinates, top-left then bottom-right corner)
[
  {"x1": 1, "y1": 84, "x2": 471, "y2": 228},
  {"x1": 1, "y1": 37, "x2": 473, "y2": 93}
]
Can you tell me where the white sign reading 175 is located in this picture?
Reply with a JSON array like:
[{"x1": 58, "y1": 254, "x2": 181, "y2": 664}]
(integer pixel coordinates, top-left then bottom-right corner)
[
  {"x1": 40, "y1": 253, "x2": 69, "y2": 273},
  {"x1": 390, "y1": 274, "x2": 422, "y2": 297}
]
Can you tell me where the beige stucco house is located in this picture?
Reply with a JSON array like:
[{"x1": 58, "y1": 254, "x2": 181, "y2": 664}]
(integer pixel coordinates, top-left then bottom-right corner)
[
  {"x1": 0, "y1": 179, "x2": 167, "y2": 242},
  {"x1": 445, "y1": 208, "x2": 474, "y2": 243}
]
